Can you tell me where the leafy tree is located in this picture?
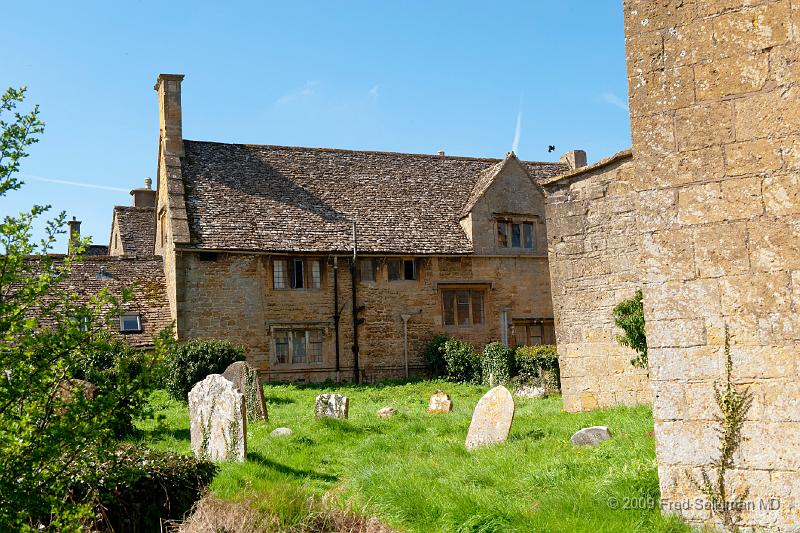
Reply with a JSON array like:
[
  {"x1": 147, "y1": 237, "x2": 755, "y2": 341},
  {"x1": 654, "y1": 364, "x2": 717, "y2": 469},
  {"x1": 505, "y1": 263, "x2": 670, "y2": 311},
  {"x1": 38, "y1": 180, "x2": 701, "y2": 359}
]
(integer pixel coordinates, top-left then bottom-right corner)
[
  {"x1": 612, "y1": 288, "x2": 648, "y2": 369},
  {"x1": 0, "y1": 87, "x2": 159, "y2": 530}
]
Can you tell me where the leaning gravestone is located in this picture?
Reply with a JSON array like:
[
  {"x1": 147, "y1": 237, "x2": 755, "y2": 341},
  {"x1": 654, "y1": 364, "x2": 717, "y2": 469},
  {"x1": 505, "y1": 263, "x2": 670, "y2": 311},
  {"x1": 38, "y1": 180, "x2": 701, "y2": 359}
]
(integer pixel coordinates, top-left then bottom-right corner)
[
  {"x1": 428, "y1": 390, "x2": 452, "y2": 413},
  {"x1": 222, "y1": 361, "x2": 268, "y2": 422},
  {"x1": 188, "y1": 374, "x2": 246, "y2": 462},
  {"x1": 465, "y1": 385, "x2": 515, "y2": 451},
  {"x1": 571, "y1": 426, "x2": 612, "y2": 447},
  {"x1": 315, "y1": 393, "x2": 349, "y2": 419}
]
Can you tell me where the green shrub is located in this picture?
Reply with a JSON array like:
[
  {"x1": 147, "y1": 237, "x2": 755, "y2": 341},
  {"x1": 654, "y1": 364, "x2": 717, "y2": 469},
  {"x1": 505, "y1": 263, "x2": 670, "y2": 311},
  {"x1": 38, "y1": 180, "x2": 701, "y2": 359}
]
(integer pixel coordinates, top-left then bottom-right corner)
[
  {"x1": 442, "y1": 338, "x2": 481, "y2": 384},
  {"x1": 481, "y1": 342, "x2": 514, "y2": 386},
  {"x1": 612, "y1": 289, "x2": 648, "y2": 368},
  {"x1": 69, "y1": 444, "x2": 216, "y2": 532},
  {"x1": 514, "y1": 344, "x2": 560, "y2": 390},
  {"x1": 164, "y1": 339, "x2": 245, "y2": 402},
  {"x1": 422, "y1": 334, "x2": 450, "y2": 377}
]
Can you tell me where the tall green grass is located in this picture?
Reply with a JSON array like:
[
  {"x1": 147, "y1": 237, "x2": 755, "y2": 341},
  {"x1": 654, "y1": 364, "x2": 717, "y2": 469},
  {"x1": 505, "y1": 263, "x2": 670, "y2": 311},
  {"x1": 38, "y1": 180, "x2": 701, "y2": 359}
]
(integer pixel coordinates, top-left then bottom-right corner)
[{"x1": 137, "y1": 381, "x2": 691, "y2": 532}]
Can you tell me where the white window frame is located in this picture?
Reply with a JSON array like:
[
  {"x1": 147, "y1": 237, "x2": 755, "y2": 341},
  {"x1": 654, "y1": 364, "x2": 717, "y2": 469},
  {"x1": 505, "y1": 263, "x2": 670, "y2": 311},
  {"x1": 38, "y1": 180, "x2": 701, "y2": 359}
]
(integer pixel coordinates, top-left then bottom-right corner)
[{"x1": 119, "y1": 313, "x2": 142, "y2": 333}]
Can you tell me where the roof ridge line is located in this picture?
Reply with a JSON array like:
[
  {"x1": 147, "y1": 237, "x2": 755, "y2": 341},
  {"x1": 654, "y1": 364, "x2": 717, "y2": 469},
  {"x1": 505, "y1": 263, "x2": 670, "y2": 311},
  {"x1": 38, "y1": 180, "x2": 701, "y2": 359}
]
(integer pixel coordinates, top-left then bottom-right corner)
[{"x1": 182, "y1": 139, "x2": 565, "y2": 166}]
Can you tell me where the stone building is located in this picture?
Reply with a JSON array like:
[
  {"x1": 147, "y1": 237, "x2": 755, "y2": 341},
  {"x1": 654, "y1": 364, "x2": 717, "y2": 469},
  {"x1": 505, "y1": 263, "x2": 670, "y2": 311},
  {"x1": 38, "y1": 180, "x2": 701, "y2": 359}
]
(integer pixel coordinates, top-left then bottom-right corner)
[
  {"x1": 151, "y1": 74, "x2": 566, "y2": 382},
  {"x1": 542, "y1": 150, "x2": 650, "y2": 412},
  {"x1": 622, "y1": 0, "x2": 799, "y2": 529}
]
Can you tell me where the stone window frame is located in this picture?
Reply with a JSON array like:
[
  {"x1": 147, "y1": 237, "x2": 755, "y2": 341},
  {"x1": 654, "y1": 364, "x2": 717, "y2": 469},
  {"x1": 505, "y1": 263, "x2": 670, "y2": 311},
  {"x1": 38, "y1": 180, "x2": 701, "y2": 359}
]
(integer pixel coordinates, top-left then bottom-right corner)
[
  {"x1": 272, "y1": 256, "x2": 323, "y2": 290},
  {"x1": 495, "y1": 216, "x2": 537, "y2": 251},
  {"x1": 439, "y1": 283, "x2": 490, "y2": 329},
  {"x1": 387, "y1": 258, "x2": 418, "y2": 282},
  {"x1": 268, "y1": 322, "x2": 331, "y2": 368},
  {"x1": 510, "y1": 318, "x2": 555, "y2": 346}
]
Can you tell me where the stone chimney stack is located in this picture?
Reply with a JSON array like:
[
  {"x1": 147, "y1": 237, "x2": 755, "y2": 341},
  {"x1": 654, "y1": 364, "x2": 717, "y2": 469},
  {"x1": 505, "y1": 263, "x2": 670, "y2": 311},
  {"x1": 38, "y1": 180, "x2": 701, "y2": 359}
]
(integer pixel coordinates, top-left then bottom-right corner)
[
  {"x1": 130, "y1": 177, "x2": 156, "y2": 207},
  {"x1": 154, "y1": 74, "x2": 185, "y2": 157},
  {"x1": 67, "y1": 216, "x2": 81, "y2": 254},
  {"x1": 560, "y1": 150, "x2": 587, "y2": 170}
]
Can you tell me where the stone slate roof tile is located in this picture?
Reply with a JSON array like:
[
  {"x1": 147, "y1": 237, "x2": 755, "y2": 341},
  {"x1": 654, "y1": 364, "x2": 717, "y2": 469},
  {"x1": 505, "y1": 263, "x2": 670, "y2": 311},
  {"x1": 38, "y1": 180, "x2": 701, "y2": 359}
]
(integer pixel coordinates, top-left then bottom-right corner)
[
  {"x1": 113, "y1": 206, "x2": 156, "y2": 257},
  {"x1": 35, "y1": 256, "x2": 171, "y2": 348},
  {"x1": 180, "y1": 141, "x2": 566, "y2": 254}
]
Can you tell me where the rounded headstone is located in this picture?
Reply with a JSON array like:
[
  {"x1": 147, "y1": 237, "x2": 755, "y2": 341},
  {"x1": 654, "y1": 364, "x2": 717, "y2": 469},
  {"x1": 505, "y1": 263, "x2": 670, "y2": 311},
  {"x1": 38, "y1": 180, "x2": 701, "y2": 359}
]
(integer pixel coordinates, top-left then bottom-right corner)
[
  {"x1": 377, "y1": 406, "x2": 397, "y2": 418},
  {"x1": 465, "y1": 385, "x2": 515, "y2": 450},
  {"x1": 570, "y1": 426, "x2": 612, "y2": 447},
  {"x1": 222, "y1": 361, "x2": 268, "y2": 422},
  {"x1": 514, "y1": 385, "x2": 547, "y2": 399},
  {"x1": 271, "y1": 427, "x2": 293, "y2": 437}
]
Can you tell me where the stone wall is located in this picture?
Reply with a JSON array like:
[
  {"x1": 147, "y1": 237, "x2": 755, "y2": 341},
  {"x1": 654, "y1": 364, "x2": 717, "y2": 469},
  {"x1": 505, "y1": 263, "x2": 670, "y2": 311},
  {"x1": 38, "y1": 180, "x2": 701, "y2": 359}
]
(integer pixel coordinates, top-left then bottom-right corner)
[
  {"x1": 624, "y1": 0, "x2": 799, "y2": 528},
  {"x1": 174, "y1": 251, "x2": 553, "y2": 383},
  {"x1": 543, "y1": 151, "x2": 651, "y2": 412}
]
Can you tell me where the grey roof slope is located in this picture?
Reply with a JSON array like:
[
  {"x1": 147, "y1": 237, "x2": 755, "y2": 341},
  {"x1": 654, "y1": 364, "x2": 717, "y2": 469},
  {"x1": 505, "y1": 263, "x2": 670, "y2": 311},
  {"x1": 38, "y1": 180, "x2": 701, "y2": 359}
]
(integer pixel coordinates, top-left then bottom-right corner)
[
  {"x1": 113, "y1": 206, "x2": 155, "y2": 256},
  {"x1": 32, "y1": 256, "x2": 171, "y2": 348},
  {"x1": 180, "y1": 141, "x2": 566, "y2": 254}
]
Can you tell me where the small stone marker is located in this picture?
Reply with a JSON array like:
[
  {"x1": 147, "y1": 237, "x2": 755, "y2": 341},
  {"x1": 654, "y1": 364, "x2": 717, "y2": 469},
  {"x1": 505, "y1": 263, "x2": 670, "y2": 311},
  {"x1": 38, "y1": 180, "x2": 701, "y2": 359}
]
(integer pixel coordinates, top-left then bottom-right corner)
[
  {"x1": 271, "y1": 427, "x2": 292, "y2": 437},
  {"x1": 428, "y1": 390, "x2": 452, "y2": 414},
  {"x1": 315, "y1": 393, "x2": 349, "y2": 419},
  {"x1": 465, "y1": 385, "x2": 515, "y2": 451},
  {"x1": 377, "y1": 406, "x2": 397, "y2": 418},
  {"x1": 571, "y1": 426, "x2": 612, "y2": 447},
  {"x1": 515, "y1": 385, "x2": 547, "y2": 399},
  {"x1": 188, "y1": 374, "x2": 246, "y2": 462},
  {"x1": 222, "y1": 361, "x2": 268, "y2": 422}
]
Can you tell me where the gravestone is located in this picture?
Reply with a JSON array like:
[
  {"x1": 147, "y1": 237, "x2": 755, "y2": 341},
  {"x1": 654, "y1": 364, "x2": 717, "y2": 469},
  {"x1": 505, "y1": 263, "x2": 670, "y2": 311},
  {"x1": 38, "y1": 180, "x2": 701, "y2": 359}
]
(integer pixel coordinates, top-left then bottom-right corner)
[
  {"x1": 428, "y1": 390, "x2": 452, "y2": 413},
  {"x1": 315, "y1": 393, "x2": 349, "y2": 419},
  {"x1": 188, "y1": 374, "x2": 246, "y2": 462},
  {"x1": 570, "y1": 426, "x2": 612, "y2": 447},
  {"x1": 271, "y1": 427, "x2": 292, "y2": 437},
  {"x1": 515, "y1": 385, "x2": 547, "y2": 399},
  {"x1": 377, "y1": 406, "x2": 397, "y2": 418},
  {"x1": 222, "y1": 361, "x2": 268, "y2": 422},
  {"x1": 465, "y1": 385, "x2": 515, "y2": 450}
]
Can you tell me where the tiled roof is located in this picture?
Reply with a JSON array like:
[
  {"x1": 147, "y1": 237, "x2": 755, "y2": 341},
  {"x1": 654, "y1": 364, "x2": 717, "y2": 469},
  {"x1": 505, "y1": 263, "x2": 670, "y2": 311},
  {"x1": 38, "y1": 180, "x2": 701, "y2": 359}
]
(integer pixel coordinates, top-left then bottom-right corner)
[
  {"x1": 180, "y1": 141, "x2": 566, "y2": 254},
  {"x1": 86, "y1": 245, "x2": 109, "y2": 256},
  {"x1": 35, "y1": 256, "x2": 171, "y2": 348},
  {"x1": 113, "y1": 206, "x2": 155, "y2": 257},
  {"x1": 541, "y1": 149, "x2": 633, "y2": 188}
]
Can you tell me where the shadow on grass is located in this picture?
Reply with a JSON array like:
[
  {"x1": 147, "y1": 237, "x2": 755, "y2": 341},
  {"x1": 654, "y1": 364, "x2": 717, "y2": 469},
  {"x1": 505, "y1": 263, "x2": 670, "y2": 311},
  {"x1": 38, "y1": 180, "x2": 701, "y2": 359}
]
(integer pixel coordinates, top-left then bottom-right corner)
[
  {"x1": 263, "y1": 395, "x2": 296, "y2": 405},
  {"x1": 145, "y1": 425, "x2": 190, "y2": 442},
  {"x1": 248, "y1": 451, "x2": 338, "y2": 483},
  {"x1": 316, "y1": 417, "x2": 366, "y2": 434},
  {"x1": 509, "y1": 428, "x2": 545, "y2": 442}
]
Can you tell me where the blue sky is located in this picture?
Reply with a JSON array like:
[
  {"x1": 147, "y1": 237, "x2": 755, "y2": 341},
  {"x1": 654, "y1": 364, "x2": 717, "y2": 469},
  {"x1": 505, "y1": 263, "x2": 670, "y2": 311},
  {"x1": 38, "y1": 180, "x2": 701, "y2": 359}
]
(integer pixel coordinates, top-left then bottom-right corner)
[{"x1": 2, "y1": 1, "x2": 630, "y2": 249}]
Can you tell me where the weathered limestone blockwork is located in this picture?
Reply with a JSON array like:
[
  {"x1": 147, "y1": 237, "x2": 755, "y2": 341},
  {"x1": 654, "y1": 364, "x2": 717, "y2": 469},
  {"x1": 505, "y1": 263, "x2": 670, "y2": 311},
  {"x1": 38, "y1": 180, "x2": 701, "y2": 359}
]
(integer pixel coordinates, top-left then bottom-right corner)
[
  {"x1": 542, "y1": 152, "x2": 651, "y2": 412},
  {"x1": 175, "y1": 251, "x2": 553, "y2": 383},
  {"x1": 625, "y1": 0, "x2": 800, "y2": 528}
]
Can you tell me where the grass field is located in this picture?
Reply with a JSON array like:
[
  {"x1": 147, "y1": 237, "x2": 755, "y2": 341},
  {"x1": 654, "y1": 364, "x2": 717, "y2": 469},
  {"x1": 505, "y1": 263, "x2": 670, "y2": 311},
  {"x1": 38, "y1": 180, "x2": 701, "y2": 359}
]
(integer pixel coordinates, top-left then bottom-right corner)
[{"x1": 137, "y1": 380, "x2": 691, "y2": 533}]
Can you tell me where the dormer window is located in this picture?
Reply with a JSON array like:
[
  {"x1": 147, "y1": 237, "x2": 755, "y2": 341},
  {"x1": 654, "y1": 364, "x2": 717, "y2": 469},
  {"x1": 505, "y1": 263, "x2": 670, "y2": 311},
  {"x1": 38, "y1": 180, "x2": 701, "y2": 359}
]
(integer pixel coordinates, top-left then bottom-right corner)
[
  {"x1": 496, "y1": 219, "x2": 535, "y2": 250},
  {"x1": 119, "y1": 314, "x2": 142, "y2": 333}
]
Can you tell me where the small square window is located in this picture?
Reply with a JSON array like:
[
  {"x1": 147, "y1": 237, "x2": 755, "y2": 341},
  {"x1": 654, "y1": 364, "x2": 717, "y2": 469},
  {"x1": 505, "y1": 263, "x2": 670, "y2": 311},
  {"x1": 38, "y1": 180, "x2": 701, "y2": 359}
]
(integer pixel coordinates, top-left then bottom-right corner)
[
  {"x1": 119, "y1": 314, "x2": 142, "y2": 333},
  {"x1": 389, "y1": 259, "x2": 416, "y2": 281}
]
